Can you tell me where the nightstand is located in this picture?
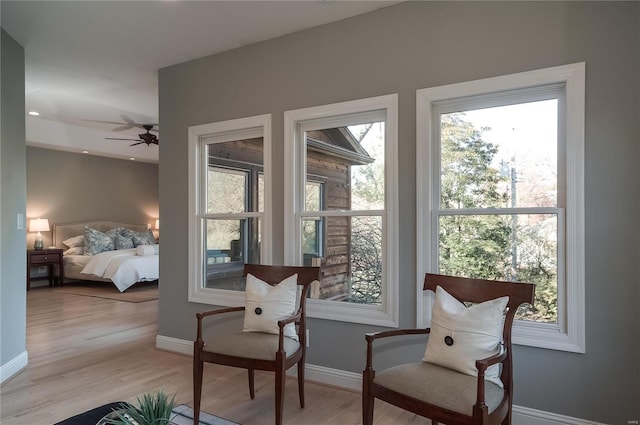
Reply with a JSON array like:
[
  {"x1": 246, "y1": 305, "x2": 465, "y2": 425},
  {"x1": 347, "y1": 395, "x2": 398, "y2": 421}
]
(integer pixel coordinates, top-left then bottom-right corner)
[{"x1": 27, "y1": 248, "x2": 64, "y2": 291}]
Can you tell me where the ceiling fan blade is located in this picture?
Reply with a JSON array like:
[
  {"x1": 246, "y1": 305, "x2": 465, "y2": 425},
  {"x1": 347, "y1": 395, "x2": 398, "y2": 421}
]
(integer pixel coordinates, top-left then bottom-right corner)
[
  {"x1": 105, "y1": 137, "x2": 142, "y2": 141},
  {"x1": 120, "y1": 114, "x2": 136, "y2": 125},
  {"x1": 111, "y1": 124, "x2": 136, "y2": 132},
  {"x1": 83, "y1": 119, "x2": 130, "y2": 125},
  {"x1": 129, "y1": 141, "x2": 145, "y2": 146}
]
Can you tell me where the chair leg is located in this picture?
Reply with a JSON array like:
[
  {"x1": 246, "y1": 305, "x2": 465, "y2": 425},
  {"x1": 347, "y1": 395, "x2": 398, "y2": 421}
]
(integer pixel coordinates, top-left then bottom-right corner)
[
  {"x1": 193, "y1": 351, "x2": 203, "y2": 425},
  {"x1": 362, "y1": 371, "x2": 374, "y2": 425},
  {"x1": 297, "y1": 359, "x2": 305, "y2": 408},
  {"x1": 275, "y1": 353, "x2": 285, "y2": 425},
  {"x1": 248, "y1": 368, "x2": 255, "y2": 399}
]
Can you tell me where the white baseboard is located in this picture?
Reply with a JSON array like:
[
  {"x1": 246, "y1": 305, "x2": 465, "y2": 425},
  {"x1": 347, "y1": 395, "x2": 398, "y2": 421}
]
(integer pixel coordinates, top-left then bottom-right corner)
[
  {"x1": 156, "y1": 334, "x2": 605, "y2": 425},
  {"x1": 0, "y1": 350, "x2": 28, "y2": 384},
  {"x1": 290, "y1": 363, "x2": 362, "y2": 391},
  {"x1": 512, "y1": 406, "x2": 607, "y2": 425},
  {"x1": 156, "y1": 334, "x2": 192, "y2": 356}
]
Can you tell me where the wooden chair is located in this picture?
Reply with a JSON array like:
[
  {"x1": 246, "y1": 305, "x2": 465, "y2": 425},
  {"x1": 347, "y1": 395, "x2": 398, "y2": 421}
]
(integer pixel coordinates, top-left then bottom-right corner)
[
  {"x1": 362, "y1": 273, "x2": 535, "y2": 425},
  {"x1": 193, "y1": 264, "x2": 320, "y2": 425}
]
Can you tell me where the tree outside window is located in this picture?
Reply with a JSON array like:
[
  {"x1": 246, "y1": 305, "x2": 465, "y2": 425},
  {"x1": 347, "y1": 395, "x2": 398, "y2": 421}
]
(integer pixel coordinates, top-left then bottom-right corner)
[{"x1": 437, "y1": 100, "x2": 560, "y2": 323}]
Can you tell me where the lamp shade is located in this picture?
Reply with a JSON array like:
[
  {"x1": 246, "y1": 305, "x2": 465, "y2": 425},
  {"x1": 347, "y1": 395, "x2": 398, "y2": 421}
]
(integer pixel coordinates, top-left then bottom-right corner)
[
  {"x1": 30, "y1": 218, "x2": 50, "y2": 232},
  {"x1": 155, "y1": 219, "x2": 159, "y2": 230}
]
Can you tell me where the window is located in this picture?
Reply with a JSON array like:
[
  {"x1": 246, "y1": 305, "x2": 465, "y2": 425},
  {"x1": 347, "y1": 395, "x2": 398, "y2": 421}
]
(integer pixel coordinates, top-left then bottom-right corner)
[
  {"x1": 417, "y1": 63, "x2": 585, "y2": 352},
  {"x1": 303, "y1": 181, "x2": 324, "y2": 259},
  {"x1": 285, "y1": 95, "x2": 399, "y2": 327},
  {"x1": 188, "y1": 114, "x2": 271, "y2": 305}
]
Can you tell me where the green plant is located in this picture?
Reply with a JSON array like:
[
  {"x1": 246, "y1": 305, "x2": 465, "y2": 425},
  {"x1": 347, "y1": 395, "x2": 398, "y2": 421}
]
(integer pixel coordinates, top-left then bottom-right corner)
[{"x1": 104, "y1": 390, "x2": 177, "y2": 425}]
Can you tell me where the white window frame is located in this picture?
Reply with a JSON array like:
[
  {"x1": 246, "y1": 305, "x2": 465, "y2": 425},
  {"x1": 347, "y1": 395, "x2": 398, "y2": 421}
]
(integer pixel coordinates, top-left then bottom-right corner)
[
  {"x1": 284, "y1": 94, "x2": 399, "y2": 327},
  {"x1": 188, "y1": 114, "x2": 272, "y2": 306},
  {"x1": 416, "y1": 63, "x2": 585, "y2": 352}
]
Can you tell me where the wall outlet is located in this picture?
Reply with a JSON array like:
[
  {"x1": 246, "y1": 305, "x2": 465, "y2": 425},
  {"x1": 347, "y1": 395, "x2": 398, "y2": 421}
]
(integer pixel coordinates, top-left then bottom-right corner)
[{"x1": 306, "y1": 328, "x2": 309, "y2": 348}]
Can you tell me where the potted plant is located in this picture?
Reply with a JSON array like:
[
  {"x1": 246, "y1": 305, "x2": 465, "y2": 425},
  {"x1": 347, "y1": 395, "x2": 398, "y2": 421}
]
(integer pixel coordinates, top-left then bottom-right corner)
[{"x1": 99, "y1": 390, "x2": 177, "y2": 425}]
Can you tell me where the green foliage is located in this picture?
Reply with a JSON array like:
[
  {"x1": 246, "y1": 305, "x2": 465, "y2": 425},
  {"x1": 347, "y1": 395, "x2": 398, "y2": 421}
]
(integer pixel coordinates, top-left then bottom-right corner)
[
  {"x1": 439, "y1": 114, "x2": 512, "y2": 280},
  {"x1": 103, "y1": 390, "x2": 176, "y2": 425},
  {"x1": 440, "y1": 114, "x2": 507, "y2": 209},
  {"x1": 439, "y1": 113, "x2": 558, "y2": 323},
  {"x1": 439, "y1": 215, "x2": 512, "y2": 280},
  {"x1": 344, "y1": 114, "x2": 558, "y2": 323}
]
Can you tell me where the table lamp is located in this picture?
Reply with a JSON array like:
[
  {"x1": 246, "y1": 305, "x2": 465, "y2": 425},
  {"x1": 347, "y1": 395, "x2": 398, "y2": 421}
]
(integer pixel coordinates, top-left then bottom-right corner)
[{"x1": 30, "y1": 218, "x2": 50, "y2": 250}]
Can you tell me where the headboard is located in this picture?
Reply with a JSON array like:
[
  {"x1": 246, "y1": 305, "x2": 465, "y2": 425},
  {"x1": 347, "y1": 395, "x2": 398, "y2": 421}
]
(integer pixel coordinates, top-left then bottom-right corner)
[{"x1": 53, "y1": 220, "x2": 149, "y2": 249}]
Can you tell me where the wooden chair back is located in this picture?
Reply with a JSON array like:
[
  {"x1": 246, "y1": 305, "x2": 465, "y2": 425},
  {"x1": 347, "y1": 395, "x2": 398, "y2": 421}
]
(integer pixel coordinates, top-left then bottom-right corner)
[
  {"x1": 424, "y1": 273, "x2": 535, "y2": 344},
  {"x1": 243, "y1": 263, "x2": 321, "y2": 338}
]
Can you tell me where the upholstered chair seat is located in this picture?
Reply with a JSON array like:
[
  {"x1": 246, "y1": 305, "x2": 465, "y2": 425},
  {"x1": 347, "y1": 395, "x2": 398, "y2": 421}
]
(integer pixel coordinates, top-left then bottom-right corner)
[
  {"x1": 374, "y1": 362, "x2": 505, "y2": 416},
  {"x1": 203, "y1": 332, "x2": 301, "y2": 361}
]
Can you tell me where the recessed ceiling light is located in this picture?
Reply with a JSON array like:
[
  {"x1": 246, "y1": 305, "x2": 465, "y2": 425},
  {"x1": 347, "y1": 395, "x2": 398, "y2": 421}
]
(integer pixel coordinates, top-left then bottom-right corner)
[
  {"x1": 82, "y1": 150, "x2": 89, "y2": 154},
  {"x1": 28, "y1": 111, "x2": 40, "y2": 116},
  {"x1": 129, "y1": 157, "x2": 135, "y2": 161}
]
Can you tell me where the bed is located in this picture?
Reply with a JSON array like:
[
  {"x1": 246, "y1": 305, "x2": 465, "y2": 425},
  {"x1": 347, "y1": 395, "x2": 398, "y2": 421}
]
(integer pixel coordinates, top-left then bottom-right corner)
[{"x1": 53, "y1": 220, "x2": 159, "y2": 292}]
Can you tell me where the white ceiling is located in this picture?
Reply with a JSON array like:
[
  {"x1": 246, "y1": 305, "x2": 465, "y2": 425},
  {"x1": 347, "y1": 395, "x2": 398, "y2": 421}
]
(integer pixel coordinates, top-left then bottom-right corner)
[{"x1": 1, "y1": 0, "x2": 399, "y2": 163}]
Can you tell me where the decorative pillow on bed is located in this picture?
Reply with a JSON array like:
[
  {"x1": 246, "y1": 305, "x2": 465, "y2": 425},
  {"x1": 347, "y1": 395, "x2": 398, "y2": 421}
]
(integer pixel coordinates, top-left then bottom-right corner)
[
  {"x1": 243, "y1": 273, "x2": 299, "y2": 341},
  {"x1": 423, "y1": 285, "x2": 509, "y2": 388},
  {"x1": 62, "y1": 234, "x2": 84, "y2": 248},
  {"x1": 83, "y1": 226, "x2": 116, "y2": 256},
  {"x1": 135, "y1": 244, "x2": 159, "y2": 256},
  {"x1": 120, "y1": 228, "x2": 156, "y2": 247},
  {"x1": 114, "y1": 233, "x2": 135, "y2": 250},
  {"x1": 63, "y1": 246, "x2": 84, "y2": 255}
]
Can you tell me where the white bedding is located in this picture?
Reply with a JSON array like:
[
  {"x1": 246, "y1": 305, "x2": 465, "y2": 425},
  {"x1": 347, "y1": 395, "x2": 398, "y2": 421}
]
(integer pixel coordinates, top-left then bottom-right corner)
[
  {"x1": 80, "y1": 248, "x2": 159, "y2": 292},
  {"x1": 64, "y1": 254, "x2": 91, "y2": 267}
]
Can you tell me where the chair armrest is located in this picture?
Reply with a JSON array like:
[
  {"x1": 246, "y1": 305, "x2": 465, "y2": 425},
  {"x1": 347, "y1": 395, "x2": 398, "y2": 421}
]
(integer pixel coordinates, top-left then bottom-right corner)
[
  {"x1": 195, "y1": 306, "x2": 246, "y2": 342},
  {"x1": 274, "y1": 308, "x2": 304, "y2": 351},
  {"x1": 196, "y1": 306, "x2": 245, "y2": 320},
  {"x1": 366, "y1": 328, "x2": 429, "y2": 343},
  {"x1": 473, "y1": 348, "x2": 509, "y2": 407},
  {"x1": 277, "y1": 309, "x2": 302, "y2": 328},
  {"x1": 365, "y1": 328, "x2": 430, "y2": 370},
  {"x1": 475, "y1": 348, "x2": 508, "y2": 373}
]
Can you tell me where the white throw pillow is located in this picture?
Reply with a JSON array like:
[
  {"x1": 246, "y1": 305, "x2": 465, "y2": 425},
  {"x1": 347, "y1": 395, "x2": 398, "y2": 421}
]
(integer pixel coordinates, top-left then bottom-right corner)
[
  {"x1": 423, "y1": 285, "x2": 509, "y2": 388},
  {"x1": 62, "y1": 234, "x2": 84, "y2": 248},
  {"x1": 135, "y1": 244, "x2": 159, "y2": 256},
  {"x1": 63, "y1": 246, "x2": 84, "y2": 256},
  {"x1": 243, "y1": 273, "x2": 299, "y2": 341}
]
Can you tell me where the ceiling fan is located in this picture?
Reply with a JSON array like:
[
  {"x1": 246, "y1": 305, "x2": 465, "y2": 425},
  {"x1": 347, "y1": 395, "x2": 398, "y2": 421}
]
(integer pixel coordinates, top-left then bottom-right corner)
[
  {"x1": 84, "y1": 114, "x2": 159, "y2": 146},
  {"x1": 106, "y1": 124, "x2": 159, "y2": 146}
]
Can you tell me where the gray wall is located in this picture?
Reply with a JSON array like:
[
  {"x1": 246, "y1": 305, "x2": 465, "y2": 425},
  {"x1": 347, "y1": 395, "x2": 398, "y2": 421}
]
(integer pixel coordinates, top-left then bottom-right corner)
[
  {"x1": 1, "y1": 30, "x2": 27, "y2": 374},
  {"x1": 158, "y1": 2, "x2": 639, "y2": 423},
  {"x1": 26, "y1": 147, "x2": 159, "y2": 248}
]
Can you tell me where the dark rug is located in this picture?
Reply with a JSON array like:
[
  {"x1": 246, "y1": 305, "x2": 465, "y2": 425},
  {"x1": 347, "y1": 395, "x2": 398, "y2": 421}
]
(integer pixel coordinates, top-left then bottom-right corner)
[
  {"x1": 53, "y1": 402, "x2": 126, "y2": 425},
  {"x1": 53, "y1": 402, "x2": 239, "y2": 425}
]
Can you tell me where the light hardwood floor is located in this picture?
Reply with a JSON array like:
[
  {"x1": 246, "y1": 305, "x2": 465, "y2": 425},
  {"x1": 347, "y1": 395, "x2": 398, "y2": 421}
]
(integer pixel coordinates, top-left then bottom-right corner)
[{"x1": 1, "y1": 287, "x2": 429, "y2": 425}]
